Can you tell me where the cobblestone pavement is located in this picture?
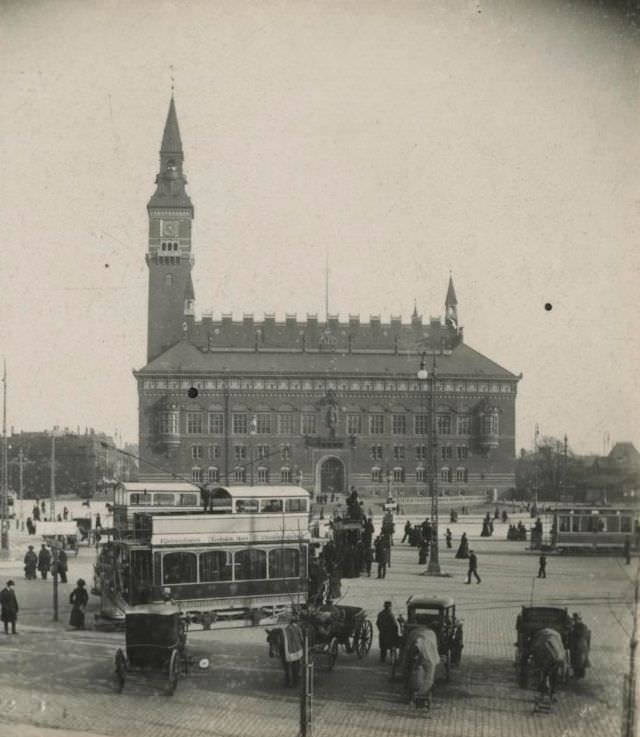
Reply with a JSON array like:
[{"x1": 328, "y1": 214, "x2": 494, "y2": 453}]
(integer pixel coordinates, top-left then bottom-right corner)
[{"x1": 0, "y1": 519, "x2": 636, "y2": 737}]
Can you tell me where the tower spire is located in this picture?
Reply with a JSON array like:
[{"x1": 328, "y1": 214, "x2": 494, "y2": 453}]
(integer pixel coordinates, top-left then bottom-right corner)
[
  {"x1": 161, "y1": 96, "x2": 183, "y2": 156},
  {"x1": 445, "y1": 273, "x2": 458, "y2": 329}
]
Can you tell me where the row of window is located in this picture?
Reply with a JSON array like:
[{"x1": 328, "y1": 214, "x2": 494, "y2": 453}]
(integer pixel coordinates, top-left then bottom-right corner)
[
  {"x1": 192, "y1": 467, "x2": 298, "y2": 484},
  {"x1": 161, "y1": 548, "x2": 301, "y2": 586},
  {"x1": 144, "y1": 378, "x2": 514, "y2": 394},
  {"x1": 557, "y1": 514, "x2": 632, "y2": 534},
  {"x1": 191, "y1": 444, "x2": 292, "y2": 461},
  {"x1": 370, "y1": 467, "x2": 469, "y2": 483},
  {"x1": 370, "y1": 445, "x2": 469, "y2": 461},
  {"x1": 161, "y1": 411, "x2": 498, "y2": 437}
]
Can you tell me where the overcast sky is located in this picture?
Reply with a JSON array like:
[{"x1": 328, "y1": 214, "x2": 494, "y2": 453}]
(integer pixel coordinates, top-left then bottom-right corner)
[{"x1": 1, "y1": 0, "x2": 639, "y2": 453}]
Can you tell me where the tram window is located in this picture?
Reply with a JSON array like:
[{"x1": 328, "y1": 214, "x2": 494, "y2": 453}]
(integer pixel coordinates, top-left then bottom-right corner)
[
  {"x1": 268, "y1": 548, "x2": 299, "y2": 578},
  {"x1": 261, "y1": 499, "x2": 283, "y2": 513},
  {"x1": 163, "y1": 552, "x2": 197, "y2": 584},
  {"x1": 285, "y1": 498, "x2": 308, "y2": 513},
  {"x1": 235, "y1": 499, "x2": 259, "y2": 514},
  {"x1": 199, "y1": 551, "x2": 232, "y2": 582},
  {"x1": 559, "y1": 516, "x2": 570, "y2": 532},
  {"x1": 179, "y1": 493, "x2": 199, "y2": 506},
  {"x1": 604, "y1": 515, "x2": 620, "y2": 533},
  {"x1": 234, "y1": 549, "x2": 267, "y2": 580},
  {"x1": 129, "y1": 493, "x2": 149, "y2": 506},
  {"x1": 154, "y1": 493, "x2": 176, "y2": 506},
  {"x1": 621, "y1": 516, "x2": 632, "y2": 533}
]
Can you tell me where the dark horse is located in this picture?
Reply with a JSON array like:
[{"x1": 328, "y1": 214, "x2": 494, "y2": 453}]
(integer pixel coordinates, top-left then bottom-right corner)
[{"x1": 266, "y1": 622, "x2": 304, "y2": 687}]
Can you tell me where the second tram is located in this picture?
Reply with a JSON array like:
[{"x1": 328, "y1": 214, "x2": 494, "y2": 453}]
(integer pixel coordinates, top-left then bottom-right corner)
[{"x1": 550, "y1": 506, "x2": 638, "y2": 552}]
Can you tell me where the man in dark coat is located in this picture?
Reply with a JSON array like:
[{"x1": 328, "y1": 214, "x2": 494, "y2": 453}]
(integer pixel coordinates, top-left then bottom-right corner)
[
  {"x1": 0, "y1": 580, "x2": 19, "y2": 634},
  {"x1": 57, "y1": 548, "x2": 68, "y2": 583},
  {"x1": 537, "y1": 554, "x2": 547, "y2": 578},
  {"x1": 69, "y1": 579, "x2": 89, "y2": 629},
  {"x1": 24, "y1": 545, "x2": 37, "y2": 580},
  {"x1": 38, "y1": 544, "x2": 51, "y2": 580},
  {"x1": 376, "y1": 600, "x2": 399, "y2": 662},
  {"x1": 374, "y1": 536, "x2": 387, "y2": 579},
  {"x1": 465, "y1": 550, "x2": 481, "y2": 584},
  {"x1": 402, "y1": 520, "x2": 412, "y2": 543}
]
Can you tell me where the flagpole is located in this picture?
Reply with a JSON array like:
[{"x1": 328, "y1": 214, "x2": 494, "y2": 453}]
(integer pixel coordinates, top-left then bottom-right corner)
[{"x1": 1, "y1": 359, "x2": 10, "y2": 557}]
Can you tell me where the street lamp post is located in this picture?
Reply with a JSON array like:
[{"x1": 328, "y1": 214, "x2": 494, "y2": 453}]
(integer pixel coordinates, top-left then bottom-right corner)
[
  {"x1": 249, "y1": 414, "x2": 257, "y2": 487},
  {"x1": 417, "y1": 351, "x2": 449, "y2": 577}
]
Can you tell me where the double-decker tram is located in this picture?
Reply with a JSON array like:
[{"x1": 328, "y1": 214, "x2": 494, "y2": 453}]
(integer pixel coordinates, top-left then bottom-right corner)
[
  {"x1": 94, "y1": 482, "x2": 311, "y2": 627},
  {"x1": 550, "y1": 506, "x2": 638, "y2": 552}
]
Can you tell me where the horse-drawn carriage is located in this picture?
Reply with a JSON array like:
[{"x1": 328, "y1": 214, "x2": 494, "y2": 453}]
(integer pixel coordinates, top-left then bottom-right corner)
[
  {"x1": 392, "y1": 596, "x2": 464, "y2": 708},
  {"x1": 515, "y1": 605, "x2": 590, "y2": 705},
  {"x1": 266, "y1": 603, "x2": 373, "y2": 686},
  {"x1": 113, "y1": 604, "x2": 189, "y2": 695}
]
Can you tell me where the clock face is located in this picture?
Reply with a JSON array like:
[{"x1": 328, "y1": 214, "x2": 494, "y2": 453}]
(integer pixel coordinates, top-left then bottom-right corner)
[{"x1": 162, "y1": 220, "x2": 178, "y2": 237}]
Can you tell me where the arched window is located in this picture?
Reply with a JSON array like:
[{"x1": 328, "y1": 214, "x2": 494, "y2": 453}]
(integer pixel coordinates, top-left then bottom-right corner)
[
  {"x1": 207, "y1": 467, "x2": 219, "y2": 483},
  {"x1": 163, "y1": 552, "x2": 197, "y2": 585},
  {"x1": 234, "y1": 549, "x2": 267, "y2": 580},
  {"x1": 371, "y1": 466, "x2": 383, "y2": 482},
  {"x1": 393, "y1": 467, "x2": 405, "y2": 482},
  {"x1": 416, "y1": 467, "x2": 426, "y2": 483},
  {"x1": 191, "y1": 467, "x2": 202, "y2": 483},
  {"x1": 257, "y1": 467, "x2": 269, "y2": 484},
  {"x1": 268, "y1": 548, "x2": 300, "y2": 579},
  {"x1": 165, "y1": 273, "x2": 173, "y2": 287},
  {"x1": 233, "y1": 466, "x2": 246, "y2": 483},
  {"x1": 440, "y1": 467, "x2": 452, "y2": 483},
  {"x1": 280, "y1": 467, "x2": 292, "y2": 483}
]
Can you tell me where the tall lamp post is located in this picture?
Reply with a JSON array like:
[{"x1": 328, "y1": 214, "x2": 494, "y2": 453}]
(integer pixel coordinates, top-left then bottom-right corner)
[
  {"x1": 249, "y1": 414, "x2": 257, "y2": 487},
  {"x1": 0, "y1": 359, "x2": 9, "y2": 557},
  {"x1": 417, "y1": 351, "x2": 449, "y2": 577}
]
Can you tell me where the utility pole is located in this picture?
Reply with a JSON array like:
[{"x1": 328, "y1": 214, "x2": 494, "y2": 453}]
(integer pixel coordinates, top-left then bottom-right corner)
[
  {"x1": 18, "y1": 448, "x2": 24, "y2": 531},
  {"x1": 1, "y1": 359, "x2": 9, "y2": 557},
  {"x1": 50, "y1": 429, "x2": 60, "y2": 521}
]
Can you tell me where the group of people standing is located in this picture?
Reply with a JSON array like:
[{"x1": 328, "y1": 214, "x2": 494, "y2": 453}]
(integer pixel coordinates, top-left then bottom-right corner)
[{"x1": 23, "y1": 544, "x2": 68, "y2": 582}]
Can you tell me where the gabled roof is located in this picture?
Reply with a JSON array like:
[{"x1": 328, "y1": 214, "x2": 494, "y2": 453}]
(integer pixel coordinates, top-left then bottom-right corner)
[{"x1": 137, "y1": 339, "x2": 519, "y2": 379}]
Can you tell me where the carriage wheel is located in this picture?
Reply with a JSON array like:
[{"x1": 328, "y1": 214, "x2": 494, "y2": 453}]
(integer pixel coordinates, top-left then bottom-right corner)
[
  {"x1": 327, "y1": 638, "x2": 339, "y2": 671},
  {"x1": 167, "y1": 649, "x2": 180, "y2": 696},
  {"x1": 114, "y1": 648, "x2": 126, "y2": 694},
  {"x1": 354, "y1": 620, "x2": 373, "y2": 658}
]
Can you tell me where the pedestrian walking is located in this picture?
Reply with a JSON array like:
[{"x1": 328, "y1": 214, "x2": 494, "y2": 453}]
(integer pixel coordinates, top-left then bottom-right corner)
[
  {"x1": 32, "y1": 504, "x2": 40, "y2": 522},
  {"x1": 624, "y1": 536, "x2": 631, "y2": 565},
  {"x1": 374, "y1": 536, "x2": 387, "y2": 579},
  {"x1": 445, "y1": 528, "x2": 452, "y2": 549},
  {"x1": 375, "y1": 600, "x2": 399, "y2": 663},
  {"x1": 537, "y1": 554, "x2": 547, "y2": 578},
  {"x1": 63, "y1": 506, "x2": 69, "y2": 521},
  {"x1": 23, "y1": 545, "x2": 37, "y2": 580},
  {"x1": 465, "y1": 550, "x2": 481, "y2": 584},
  {"x1": 40, "y1": 501, "x2": 46, "y2": 515},
  {"x1": 0, "y1": 580, "x2": 19, "y2": 634},
  {"x1": 402, "y1": 520, "x2": 412, "y2": 543},
  {"x1": 57, "y1": 548, "x2": 68, "y2": 583},
  {"x1": 69, "y1": 579, "x2": 89, "y2": 629},
  {"x1": 418, "y1": 540, "x2": 429, "y2": 565},
  {"x1": 364, "y1": 544, "x2": 373, "y2": 577},
  {"x1": 38, "y1": 544, "x2": 51, "y2": 580},
  {"x1": 455, "y1": 532, "x2": 469, "y2": 559}
]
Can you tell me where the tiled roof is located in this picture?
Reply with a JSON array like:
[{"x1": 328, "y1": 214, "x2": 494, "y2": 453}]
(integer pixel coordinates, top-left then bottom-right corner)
[{"x1": 138, "y1": 339, "x2": 518, "y2": 379}]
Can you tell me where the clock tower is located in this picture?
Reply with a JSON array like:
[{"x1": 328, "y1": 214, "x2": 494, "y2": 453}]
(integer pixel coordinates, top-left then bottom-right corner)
[{"x1": 146, "y1": 96, "x2": 195, "y2": 363}]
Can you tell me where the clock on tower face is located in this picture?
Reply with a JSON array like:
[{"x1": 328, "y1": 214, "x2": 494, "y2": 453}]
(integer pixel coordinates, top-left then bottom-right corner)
[{"x1": 162, "y1": 220, "x2": 179, "y2": 237}]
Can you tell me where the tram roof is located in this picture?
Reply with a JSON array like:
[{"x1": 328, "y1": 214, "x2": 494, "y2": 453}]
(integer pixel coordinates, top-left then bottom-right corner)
[
  {"x1": 117, "y1": 482, "x2": 201, "y2": 493},
  {"x1": 210, "y1": 485, "x2": 309, "y2": 499},
  {"x1": 551, "y1": 506, "x2": 637, "y2": 514}
]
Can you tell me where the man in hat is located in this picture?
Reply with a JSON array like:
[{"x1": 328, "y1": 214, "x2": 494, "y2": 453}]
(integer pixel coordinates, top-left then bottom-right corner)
[
  {"x1": 37, "y1": 544, "x2": 52, "y2": 580},
  {"x1": 0, "y1": 580, "x2": 19, "y2": 634},
  {"x1": 376, "y1": 600, "x2": 399, "y2": 663},
  {"x1": 466, "y1": 550, "x2": 481, "y2": 584},
  {"x1": 24, "y1": 545, "x2": 37, "y2": 580}
]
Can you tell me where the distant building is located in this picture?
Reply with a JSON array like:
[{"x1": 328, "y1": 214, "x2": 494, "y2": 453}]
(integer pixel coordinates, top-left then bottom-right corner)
[
  {"x1": 6, "y1": 429, "x2": 116, "y2": 500},
  {"x1": 135, "y1": 98, "x2": 522, "y2": 499},
  {"x1": 578, "y1": 442, "x2": 640, "y2": 504}
]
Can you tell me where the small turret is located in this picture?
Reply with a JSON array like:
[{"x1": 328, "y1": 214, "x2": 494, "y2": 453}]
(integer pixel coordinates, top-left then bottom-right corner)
[{"x1": 445, "y1": 274, "x2": 458, "y2": 329}]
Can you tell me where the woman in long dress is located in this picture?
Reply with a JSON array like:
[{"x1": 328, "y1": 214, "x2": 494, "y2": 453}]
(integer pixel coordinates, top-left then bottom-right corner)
[
  {"x1": 69, "y1": 578, "x2": 89, "y2": 629},
  {"x1": 455, "y1": 532, "x2": 469, "y2": 559}
]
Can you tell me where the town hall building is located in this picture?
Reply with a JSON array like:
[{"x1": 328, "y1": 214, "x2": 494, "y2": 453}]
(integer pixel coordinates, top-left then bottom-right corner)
[{"x1": 135, "y1": 98, "x2": 521, "y2": 500}]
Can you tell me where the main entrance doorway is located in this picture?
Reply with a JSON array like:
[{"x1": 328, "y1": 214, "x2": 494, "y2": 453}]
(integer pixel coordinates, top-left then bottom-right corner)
[{"x1": 319, "y1": 457, "x2": 345, "y2": 495}]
